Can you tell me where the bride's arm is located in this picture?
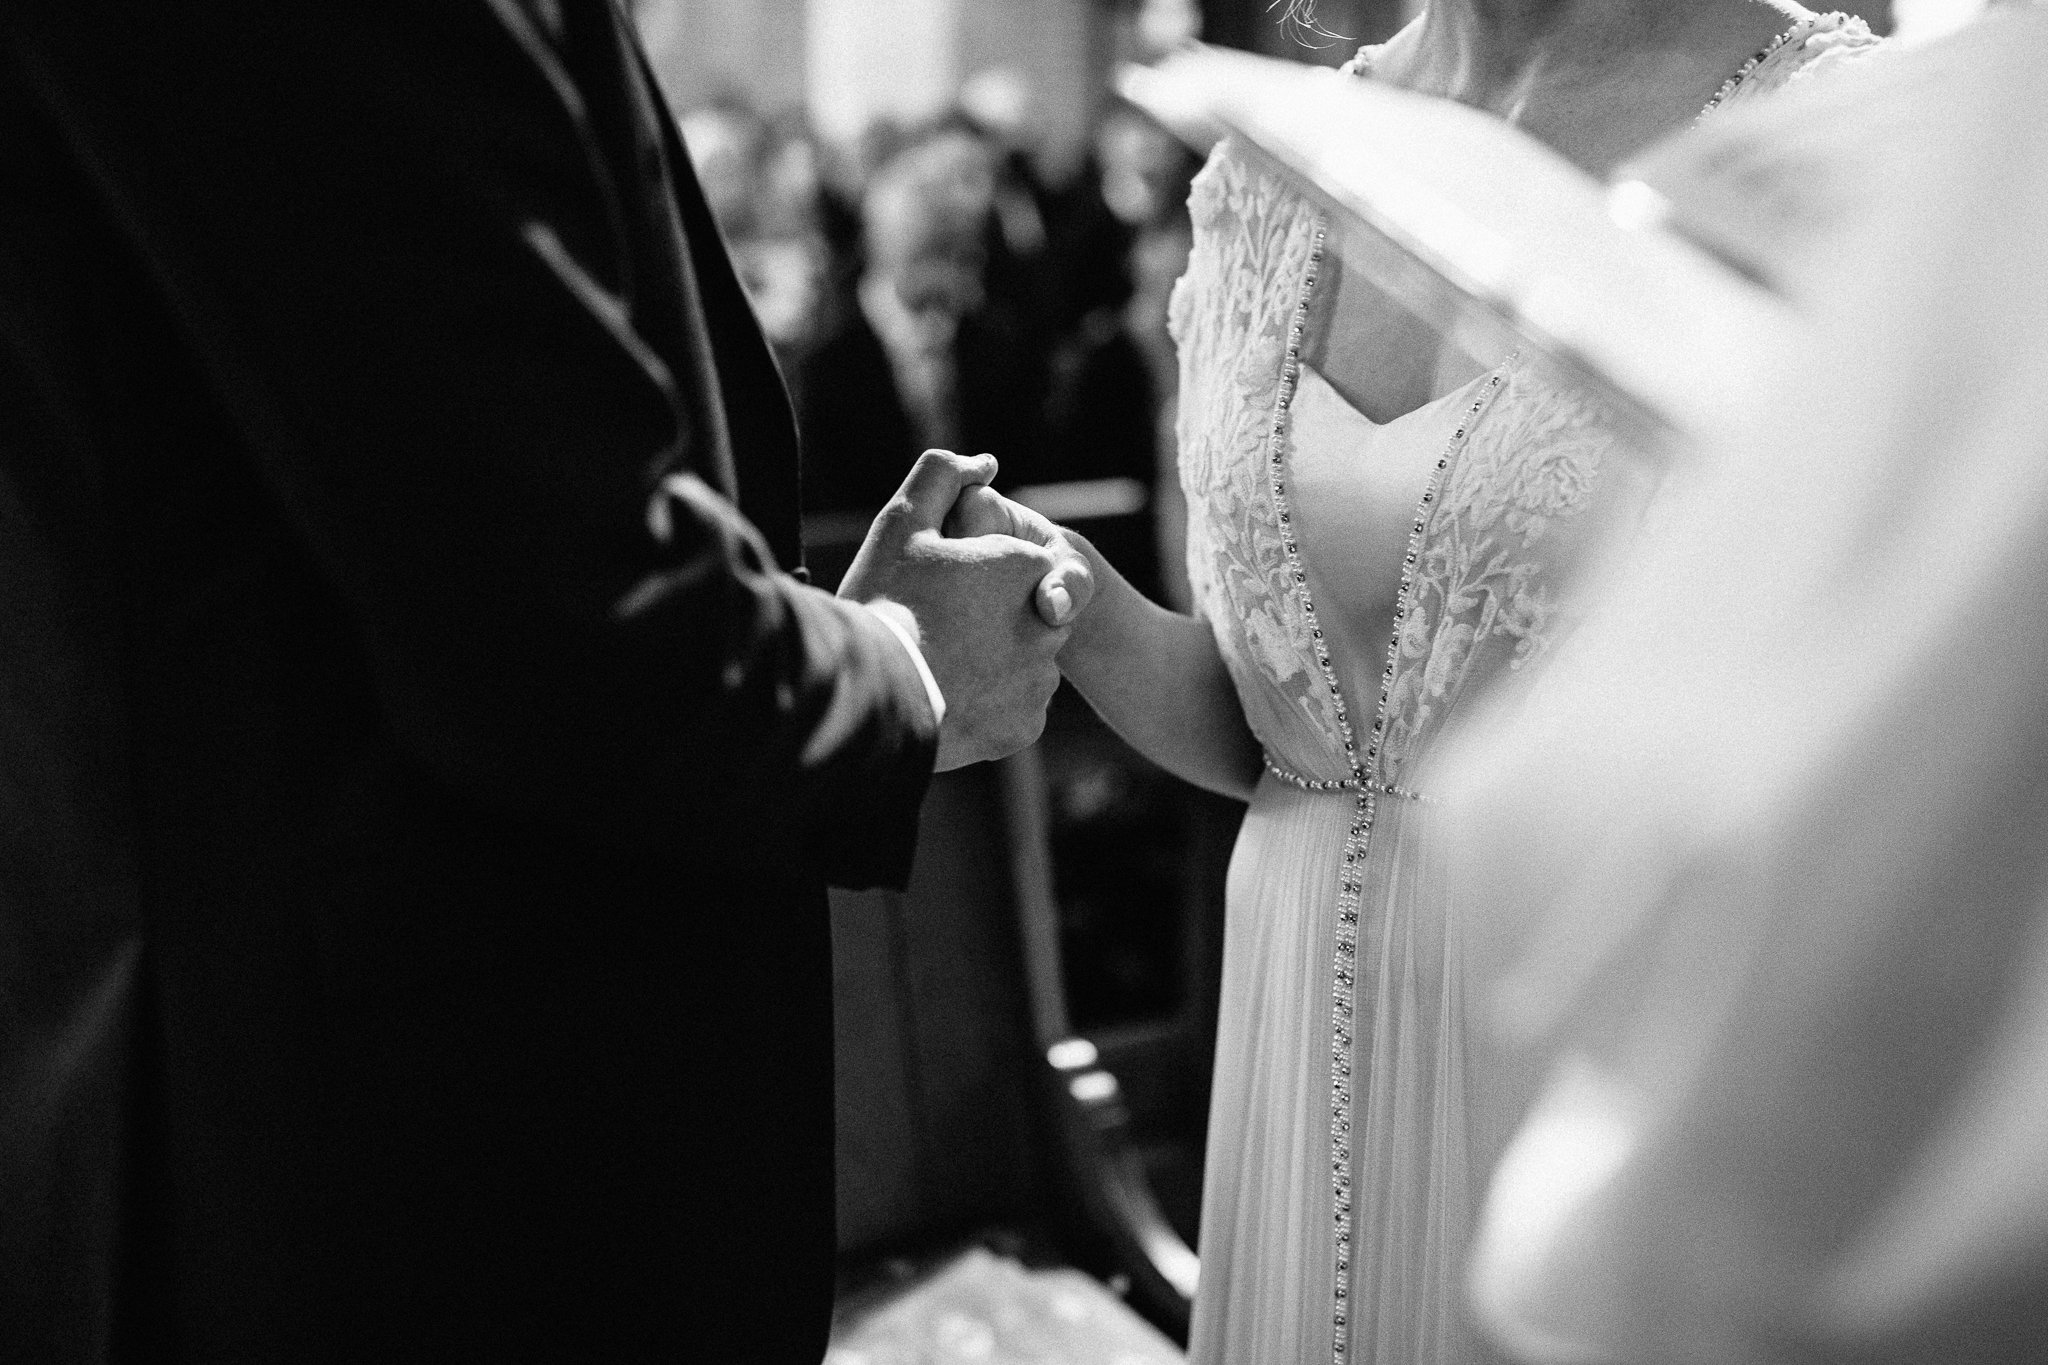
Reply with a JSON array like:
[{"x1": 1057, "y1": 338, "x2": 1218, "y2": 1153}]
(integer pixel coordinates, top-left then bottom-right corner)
[
  {"x1": 945, "y1": 483, "x2": 1261, "y2": 800},
  {"x1": 1055, "y1": 528, "x2": 1263, "y2": 802}
]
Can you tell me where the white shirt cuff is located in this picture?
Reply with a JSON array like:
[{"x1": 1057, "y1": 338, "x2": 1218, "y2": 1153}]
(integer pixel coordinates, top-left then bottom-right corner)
[{"x1": 863, "y1": 603, "x2": 947, "y2": 729}]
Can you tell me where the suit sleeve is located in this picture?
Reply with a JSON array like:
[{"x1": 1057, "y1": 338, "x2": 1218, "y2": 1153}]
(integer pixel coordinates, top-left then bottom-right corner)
[{"x1": 8, "y1": 1, "x2": 935, "y2": 888}]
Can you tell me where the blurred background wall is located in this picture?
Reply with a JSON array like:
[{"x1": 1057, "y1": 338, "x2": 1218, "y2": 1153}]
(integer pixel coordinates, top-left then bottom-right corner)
[
  {"x1": 638, "y1": 0, "x2": 1117, "y2": 185},
  {"x1": 636, "y1": 0, "x2": 810, "y2": 121},
  {"x1": 634, "y1": 0, "x2": 1440, "y2": 192},
  {"x1": 636, "y1": 0, "x2": 1892, "y2": 153}
]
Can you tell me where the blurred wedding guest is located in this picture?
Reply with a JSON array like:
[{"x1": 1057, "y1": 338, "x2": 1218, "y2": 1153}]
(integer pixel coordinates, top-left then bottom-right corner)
[
  {"x1": 955, "y1": 63, "x2": 1143, "y2": 361},
  {"x1": 678, "y1": 101, "x2": 856, "y2": 404},
  {"x1": 701, "y1": 109, "x2": 840, "y2": 367},
  {"x1": 1039, "y1": 107, "x2": 1202, "y2": 603},
  {"x1": 1442, "y1": 7, "x2": 2048, "y2": 1362},
  {"x1": 957, "y1": 67, "x2": 1057, "y2": 336},
  {"x1": 733, "y1": 229, "x2": 832, "y2": 363},
  {"x1": 1131, "y1": 0, "x2": 1205, "y2": 56},
  {"x1": 1033, "y1": 139, "x2": 1139, "y2": 360},
  {"x1": 0, "y1": 2, "x2": 1088, "y2": 1361},
  {"x1": 1040, "y1": 106, "x2": 1198, "y2": 492},
  {"x1": 757, "y1": 110, "x2": 828, "y2": 239},
  {"x1": 799, "y1": 132, "x2": 1044, "y2": 514},
  {"x1": 1095, "y1": 104, "x2": 1201, "y2": 244},
  {"x1": 678, "y1": 98, "x2": 770, "y2": 238}
]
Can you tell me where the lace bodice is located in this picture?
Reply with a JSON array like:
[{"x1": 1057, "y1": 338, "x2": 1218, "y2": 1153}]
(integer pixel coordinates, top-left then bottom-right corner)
[
  {"x1": 1168, "y1": 10, "x2": 1878, "y2": 793},
  {"x1": 1170, "y1": 146, "x2": 1339, "y2": 774},
  {"x1": 1169, "y1": 154, "x2": 1633, "y2": 792}
]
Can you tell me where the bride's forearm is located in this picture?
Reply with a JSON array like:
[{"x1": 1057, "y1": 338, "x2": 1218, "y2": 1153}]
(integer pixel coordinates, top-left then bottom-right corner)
[{"x1": 1058, "y1": 531, "x2": 1262, "y2": 802}]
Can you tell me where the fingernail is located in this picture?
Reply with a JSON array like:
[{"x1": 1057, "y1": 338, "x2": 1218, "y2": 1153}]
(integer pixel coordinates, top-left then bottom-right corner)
[{"x1": 1045, "y1": 584, "x2": 1073, "y2": 624}]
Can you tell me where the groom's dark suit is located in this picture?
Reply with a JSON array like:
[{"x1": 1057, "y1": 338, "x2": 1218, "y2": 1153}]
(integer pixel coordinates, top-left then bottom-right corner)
[{"x1": 0, "y1": 1, "x2": 936, "y2": 1360}]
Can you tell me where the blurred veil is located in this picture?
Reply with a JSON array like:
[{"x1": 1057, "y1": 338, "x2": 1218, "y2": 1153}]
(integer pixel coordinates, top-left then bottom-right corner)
[{"x1": 1431, "y1": 5, "x2": 2048, "y2": 1362}]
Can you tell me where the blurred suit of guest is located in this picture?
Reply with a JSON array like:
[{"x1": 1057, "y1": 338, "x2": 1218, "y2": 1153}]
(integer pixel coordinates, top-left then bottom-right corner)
[
  {"x1": 799, "y1": 134, "x2": 1044, "y2": 514},
  {"x1": 0, "y1": 1, "x2": 941, "y2": 1361}
]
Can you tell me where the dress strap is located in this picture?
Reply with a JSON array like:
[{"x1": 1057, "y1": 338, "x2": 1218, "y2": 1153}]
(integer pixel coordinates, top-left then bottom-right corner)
[{"x1": 1697, "y1": 11, "x2": 1871, "y2": 120}]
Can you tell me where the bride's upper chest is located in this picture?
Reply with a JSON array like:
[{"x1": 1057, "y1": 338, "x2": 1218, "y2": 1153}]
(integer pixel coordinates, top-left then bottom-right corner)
[{"x1": 1284, "y1": 364, "x2": 1482, "y2": 620}]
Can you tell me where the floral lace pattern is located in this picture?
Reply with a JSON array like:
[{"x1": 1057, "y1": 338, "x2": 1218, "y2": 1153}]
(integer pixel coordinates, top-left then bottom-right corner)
[
  {"x1": 1175, "y1": 16, "x2": 1882, "y2": 791},
  {"x1": 1172, "y1": 150, "x2": 1625, "y2": 789},
  {"x1": 1380, "y1": 359, "x2": 1624, "y2": 784},
  {"x1": 1171, "y1": 148, "x2": 1346, "y2": 767}
]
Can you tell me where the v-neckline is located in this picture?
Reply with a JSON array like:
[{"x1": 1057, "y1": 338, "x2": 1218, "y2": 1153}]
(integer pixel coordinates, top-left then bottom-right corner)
[{"x1": 1298, "y1": 359, "x2": 1502, "y2": 434}]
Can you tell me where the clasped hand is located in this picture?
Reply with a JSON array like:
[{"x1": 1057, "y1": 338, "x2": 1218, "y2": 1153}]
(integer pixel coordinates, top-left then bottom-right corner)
[{"x1": 838, "y1": 450, "x2": 1089, "y2": 770}]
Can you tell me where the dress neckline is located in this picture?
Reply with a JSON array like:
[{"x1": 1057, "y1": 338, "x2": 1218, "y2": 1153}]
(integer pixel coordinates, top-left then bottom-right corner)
[{"x1": 1298, "y1": 358, "x2": 1500, "y2": 434}]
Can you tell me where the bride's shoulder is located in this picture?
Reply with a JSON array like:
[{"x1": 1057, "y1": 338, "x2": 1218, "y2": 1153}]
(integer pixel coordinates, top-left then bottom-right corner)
[
  {"x1": 1186, "y1": 132, "x2": 1328, "y2": 243},
  {"x1": 1721, "y1": 10, "x2": 1889, "y2": 107},
  {"x1": 1185, "y1": 135, "x2": 1272, "y2": 225}
]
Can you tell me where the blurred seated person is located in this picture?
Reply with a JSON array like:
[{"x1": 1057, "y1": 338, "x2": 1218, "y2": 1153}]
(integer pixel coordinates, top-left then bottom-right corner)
[
  {"x1": 956, "y1": 68, "x2": 1055, "y2": 336},
  {"x1": 812, "y1": 117, "x2": 914, "y2": 313},
  {"x1": 745, "y1": 117, "x2": 841, "y2": 366},
  {"x1": 677, "y1": 100, "x2": 768, "y2": 238},
  {"x1": 1038, "y1": 109, "x2": 1201, "y2": 605},
  {"x1": 733, "y1": 232, "x2": 831, "y2": 365},
  {"x1": 1041, "y1": 109, "x2": 1193, "y2": 484},
  {"x1": 799, "y1": 131, "x2": 1045, "y2": 516},
  {"x1": 680, "y1": 103, "x2": 837, "y2": 368},
  {"x1": 1024, "y1": 95, "x2": 1199, "y2": 365}
]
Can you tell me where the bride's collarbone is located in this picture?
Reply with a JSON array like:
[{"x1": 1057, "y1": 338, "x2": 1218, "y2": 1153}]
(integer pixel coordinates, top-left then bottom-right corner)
[{"x1": 1299, "y1": 252, "x2": 1493, "y2": 427}]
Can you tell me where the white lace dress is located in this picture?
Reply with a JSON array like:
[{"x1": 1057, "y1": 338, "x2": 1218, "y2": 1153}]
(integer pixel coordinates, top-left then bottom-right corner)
[{"x1": 1170, "y1": 14, "x2": 1882, "y2": 1365}]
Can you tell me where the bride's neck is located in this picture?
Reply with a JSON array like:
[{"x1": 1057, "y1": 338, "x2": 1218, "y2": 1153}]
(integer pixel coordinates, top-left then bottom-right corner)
[{"x1": 1403, "y1": 0, "x2": 1809, "y2": 108}]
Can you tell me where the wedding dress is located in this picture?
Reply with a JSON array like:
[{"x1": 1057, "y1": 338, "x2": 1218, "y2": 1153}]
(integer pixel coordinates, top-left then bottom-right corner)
[{"x1": 1169, "y1": 13, "x2": 1880, "y2": 1364}]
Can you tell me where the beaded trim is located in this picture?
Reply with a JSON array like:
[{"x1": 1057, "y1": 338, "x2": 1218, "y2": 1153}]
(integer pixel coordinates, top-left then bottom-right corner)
[
  {"x1": 1276, "y1": 20, "x2": 1826, "y2": 1358},
  {"x1": 1696, "y1": 11, "x2": 1842, "y2": 121},
  {"x1": 1264, "y1": 758, "x2": 1441, "y2": 806},
  {"x1": 1263, "y1": 213, "x2": 1508, "y2": 1364},
  {"x1": 1258, "y1": 224, "x2": 1360, "y2": 1365},
  {"x1": 1270, "y1": 230, "x2": 1364, "y2": 782}
]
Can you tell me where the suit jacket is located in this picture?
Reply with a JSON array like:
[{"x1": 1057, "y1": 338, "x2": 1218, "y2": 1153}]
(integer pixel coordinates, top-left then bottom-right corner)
[{"x1": 0, "y1": 2, "x2": 937, "y2": 1360}]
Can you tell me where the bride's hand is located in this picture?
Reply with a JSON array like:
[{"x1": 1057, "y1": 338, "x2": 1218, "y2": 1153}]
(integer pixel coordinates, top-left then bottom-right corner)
[
  {"x1": 946, "y1": 482, "x2": 1259, "y2": 799},
  {"x1": 942, "y1": 483, "x2": 1095, "y2": 628}
]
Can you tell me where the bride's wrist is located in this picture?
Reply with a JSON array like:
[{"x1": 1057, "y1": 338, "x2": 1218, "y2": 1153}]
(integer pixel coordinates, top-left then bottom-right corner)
[{"x1": 1054, "y1": 528, "x2": 1127, "y2": 664}]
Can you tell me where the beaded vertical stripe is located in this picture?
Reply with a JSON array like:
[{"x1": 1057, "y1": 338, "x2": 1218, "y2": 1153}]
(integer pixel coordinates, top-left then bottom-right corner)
[{"x1": 1262, "y1": 220, "x2": 1508, "y2": 1365}]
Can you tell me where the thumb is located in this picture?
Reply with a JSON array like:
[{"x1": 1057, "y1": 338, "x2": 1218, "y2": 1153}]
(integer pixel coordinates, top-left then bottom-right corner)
[
  {"x1": 1034, "y1": 545, "x2": 1096, "y2": 627},
  {"x1": 892, "y1": 448, "x2": 999, "y2": 531}
]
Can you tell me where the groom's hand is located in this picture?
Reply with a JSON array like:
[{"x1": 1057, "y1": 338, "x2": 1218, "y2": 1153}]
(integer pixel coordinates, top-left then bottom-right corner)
[
  {"x1": 941, "y1": 484, "x2": 1094, "y2": 629},
  {"x1": 839, "y1": 450, "x2": 1088, "y2": 771}
]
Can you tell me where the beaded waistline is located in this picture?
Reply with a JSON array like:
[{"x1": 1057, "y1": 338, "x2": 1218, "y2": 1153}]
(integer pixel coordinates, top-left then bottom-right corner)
[{"x1": 1263, "y1": 757, "x2": 1440, "y2": 806}]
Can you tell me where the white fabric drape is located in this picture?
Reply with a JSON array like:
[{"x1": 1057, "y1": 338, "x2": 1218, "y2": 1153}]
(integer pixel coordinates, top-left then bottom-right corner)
[{"x1": 1437, "y1": 8, "x2": 2048, "y2": 1362}]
